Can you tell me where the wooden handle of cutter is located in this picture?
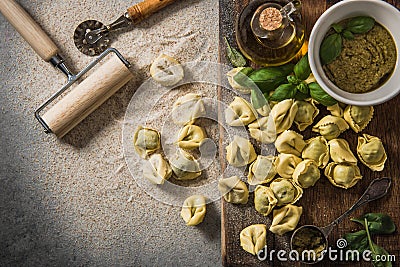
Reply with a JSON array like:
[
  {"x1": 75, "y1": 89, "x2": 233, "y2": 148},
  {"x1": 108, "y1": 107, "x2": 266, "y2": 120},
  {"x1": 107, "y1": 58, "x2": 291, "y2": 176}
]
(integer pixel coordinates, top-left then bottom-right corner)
[
  {"x1": 0, "y1": 0, "x2": 59, "y2": 62},
  {"x1": 127, "y1": 0, "x2": 177, "y2": 23},
  {"x1": 42, "y1": 54, "x2": 134, "y2": 138}
]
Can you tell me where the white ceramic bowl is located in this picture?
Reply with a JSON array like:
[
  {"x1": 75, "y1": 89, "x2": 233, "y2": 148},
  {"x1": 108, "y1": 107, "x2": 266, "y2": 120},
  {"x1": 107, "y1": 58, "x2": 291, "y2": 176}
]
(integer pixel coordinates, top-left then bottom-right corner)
[{"x1": 308, "y1": 0, "x2": 400, "y2": 106}]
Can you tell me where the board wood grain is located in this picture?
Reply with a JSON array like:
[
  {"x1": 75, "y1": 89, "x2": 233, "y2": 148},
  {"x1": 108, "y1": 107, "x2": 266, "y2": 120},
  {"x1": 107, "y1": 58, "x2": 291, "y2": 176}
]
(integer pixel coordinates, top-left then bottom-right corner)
[{"x1": 219, "y1": 1, "x2": 400, "y2": 266}]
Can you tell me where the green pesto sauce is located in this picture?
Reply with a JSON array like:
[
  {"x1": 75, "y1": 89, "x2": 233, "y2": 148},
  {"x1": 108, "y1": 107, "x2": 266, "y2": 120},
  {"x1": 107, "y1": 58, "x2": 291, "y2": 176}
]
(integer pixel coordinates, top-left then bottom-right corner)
[{"x1": 324, "y1": 23, "x2": 397, "y2": 93}]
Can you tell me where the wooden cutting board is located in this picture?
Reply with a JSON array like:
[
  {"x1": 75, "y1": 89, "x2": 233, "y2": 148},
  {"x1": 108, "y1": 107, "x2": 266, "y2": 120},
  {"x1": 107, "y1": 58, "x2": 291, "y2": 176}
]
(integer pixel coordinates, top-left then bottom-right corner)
[{"x1": 219, "y1": 1, "x2": 400, "y2": 266}]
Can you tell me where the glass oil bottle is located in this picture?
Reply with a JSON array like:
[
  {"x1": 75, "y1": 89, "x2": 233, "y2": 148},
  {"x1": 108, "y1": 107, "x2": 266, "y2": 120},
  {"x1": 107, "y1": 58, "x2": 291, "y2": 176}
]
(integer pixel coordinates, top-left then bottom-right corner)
[{"x1": 236, "y1": 0, "x2": 306, "y2": 66}]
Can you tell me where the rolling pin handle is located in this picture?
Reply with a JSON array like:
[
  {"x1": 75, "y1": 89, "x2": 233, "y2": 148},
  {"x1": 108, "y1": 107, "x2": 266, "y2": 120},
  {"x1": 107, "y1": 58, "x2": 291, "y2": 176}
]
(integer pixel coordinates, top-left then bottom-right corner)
[
  {"x1": 0, "y1": 0, "x2": 59, "y2": 61},
  {"x1": 127, "y1": 0, "x2": 177, "y2": 24}
]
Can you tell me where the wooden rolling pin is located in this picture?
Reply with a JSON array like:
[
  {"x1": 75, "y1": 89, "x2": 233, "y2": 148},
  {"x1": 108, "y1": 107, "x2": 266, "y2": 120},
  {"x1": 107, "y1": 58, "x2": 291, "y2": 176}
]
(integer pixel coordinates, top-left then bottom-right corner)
[
  {"x1": 0, "y1": 0, "x2": 133, "y2": 138},
  {"x1": 42, "y1": 55, "x2": 133, "y2": 138}
]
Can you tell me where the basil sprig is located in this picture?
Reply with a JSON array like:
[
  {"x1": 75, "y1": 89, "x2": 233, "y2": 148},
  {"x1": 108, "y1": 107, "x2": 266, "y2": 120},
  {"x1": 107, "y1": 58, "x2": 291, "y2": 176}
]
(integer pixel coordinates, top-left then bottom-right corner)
[
  {"x1": 344, "y1": 213, "x2": 395, "y2": 266},
  {"x1": 268, "y1": 53, "x2": 337, "y2": 106},
  {"x1": 224, "y1": 37, "x2": 246, "y2": 67},
  {"x1": 231, "y1": 53, "x2": 337, "y2": 106},
  {"x1": 234, "y1": 64, "x2": 294, "y2": 93},
  {"x1": 320, "y1": 16, "x2": 375, "y2": 65}
]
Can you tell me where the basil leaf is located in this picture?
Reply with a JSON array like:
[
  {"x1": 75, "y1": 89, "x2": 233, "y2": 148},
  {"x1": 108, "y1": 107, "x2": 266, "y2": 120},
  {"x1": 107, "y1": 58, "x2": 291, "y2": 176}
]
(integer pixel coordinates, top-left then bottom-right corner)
[
  {"x1": 251, "y1": 89, "x2": 267, "y2": 109},
  {"x1": 364, "y1": 218, "x2": 393, "y2": 267},
  {"x1": 344, "y1": 230, "x2": 367, "y2": 248},
  {"x1": 287, "y1": 75, "x2": 301, "y2": 85},
  {"x1": 270, "y1": 84, "x2": 297, "y2": 101},
  {"x1": 320, "y1": 33, "x2": 342, "y2": 65},
  {"x1": 344, "y1": 230, "x2": 369, "y2": 257},
  {"x1": 294, "y1": 53, "x2": 311, "y2": 80},
  {"x1": 344, "y1": 214, "x2": 395, "y2": 266},
  {"x1": 294, "y1": 91, "x2": 309, "y2": 101},
  {"x1": 309, "y1": 82, "x2": 337, "y2": 106},
  {"x1": 342, "y1": 30, "x2": 355, "y2": 40},
  {"x1": 346, "y1": 16, "x2": 375, "y2": 34},
  {"x1": 224, "y1": 37, "x2": 247, "y2": 67},
  {"x1": 277, "y1": 63, "x2": 295, "y2": 75},
  {"x1": 233, "y1": 67, "x2": 254, "y2": 87},
  {"x1": 352, "y1": 213, "x2": 396, "y2": 235},
  {"x1": 371, "y1": 244, "x2": 392, "y2": 267},
  {"x1": 296, "y1": 82, "x2": 309, "y2": 95},
  {"x1": 247, "y1": 65, "x2": 294, "y2": 93},
  {"x1": 332, "y1": 23, "x2": 343, "y2": 33}
]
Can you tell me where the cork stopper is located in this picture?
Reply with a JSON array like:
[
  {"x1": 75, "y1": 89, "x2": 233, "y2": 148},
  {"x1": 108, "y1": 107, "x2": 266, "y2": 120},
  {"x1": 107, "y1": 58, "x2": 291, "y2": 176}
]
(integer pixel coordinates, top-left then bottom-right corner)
[{"x1": 259, "y1": 7, "x2": 283, "y2": 31}]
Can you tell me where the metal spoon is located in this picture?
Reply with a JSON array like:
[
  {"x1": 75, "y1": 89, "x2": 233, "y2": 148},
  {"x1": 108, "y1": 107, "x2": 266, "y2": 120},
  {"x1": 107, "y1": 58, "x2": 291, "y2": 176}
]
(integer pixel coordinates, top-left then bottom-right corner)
[{"x1": 290, "y1": 177, "x2": 391, "y2": 264}]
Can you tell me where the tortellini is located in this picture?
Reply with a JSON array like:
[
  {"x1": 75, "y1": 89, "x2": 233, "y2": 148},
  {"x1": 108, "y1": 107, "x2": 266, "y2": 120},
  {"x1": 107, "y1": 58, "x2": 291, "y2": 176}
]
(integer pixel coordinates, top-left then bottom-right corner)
[
  {"x1": 302, "y1": 136, "x2": 330, "y2": 168},
  {"x1": 248, "y1": 116, "x2": 277, "y2": 144},
  {"x1": 256, "y1": 105, "x2": 271, "y2": 117},
  {"x1": 270, "y1": 204, "x2": 303, "y2": 236},
  {"x1": 254, "y1": 185, "x2": 278, "y2": 216},
  {"x1": 275, "y1": 130, "x2": 306, "y2": 157},
  {"x1": 133, "y1": 126, "x2": 161, "y2": 159},
  {"x1": 150, "y1": 54, "x2": 184, "y2": 87},
  {"x1": 328, "y1": 138, "x2": 357, "y2": 164},
  {"x1": 170, "y1": 149, "x2": 202, "y2": 180},
  {"x1": 172, "y1": 93, "x2": 206, "y2": 125},
  {"x1": 180, "y1": 195, "x2": 206, "y2": 226},
  {"x1": 247, "y1": 155, "x2": 276, "y2": 185},
  {"x1": 270, "y1": 99, "x2": 298, "y2": 134},
  {"x1": 327, "y1": 103, "x2": 344, "y2": 117},
  {"x1": 251, "y1": 97, "x2": 271, "y2": 117},
  {"x1": 275, "y1": 153, "x2": 302, "y2": 179},
  {"x1": 304, "y1": 73, "x2": 316, "y2": 84},
  {"x1": 225, "y1": 97, "x2": 257, "y2": 126},
  {"x1": 344, "y1": 105, "x2": 374, "y2": 133},
  {"x1": 357, "y1": 134, "x2": 387, "y2": 171},
  {"x1": 324, "y1": 162, "x2": 362, "y2": 189},
  {"x1": 240, "y1": 224, "x2": 267, "y2": 255},
  {"x1": 226, "y1": 135, "x2": 257, "y2": 167},
  {"x1": 293, "y1": 99, "x2": 319, "y2": 131},
  {"x1": 270, "y1": 178, "x2": 303, "y2": 206},
  {"x1": 218, "y1": 176, "x2": 249, "y2": 204},
  {"x1": 177, "y1": 125, "x2": 207, "y2": 150},
  {"x1": 227, "y1": 67, "x2": 251, "y2": 94},
  {"x1": 312, "y1": 115, "x2": 349, "y2": 140},
  {"x1": 293, "y1": 160, "x2": 320, "y2": 188},
  {"x1": 142, "y1": 153, "x2": 172, "y2": 184}
]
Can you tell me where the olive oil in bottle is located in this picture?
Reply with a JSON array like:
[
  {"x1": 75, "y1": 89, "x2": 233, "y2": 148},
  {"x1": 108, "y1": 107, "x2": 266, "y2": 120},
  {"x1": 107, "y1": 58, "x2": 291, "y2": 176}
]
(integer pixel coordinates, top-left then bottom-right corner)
[{"x1": 236, "y1": 0, "x2": 306, "y2": 66}]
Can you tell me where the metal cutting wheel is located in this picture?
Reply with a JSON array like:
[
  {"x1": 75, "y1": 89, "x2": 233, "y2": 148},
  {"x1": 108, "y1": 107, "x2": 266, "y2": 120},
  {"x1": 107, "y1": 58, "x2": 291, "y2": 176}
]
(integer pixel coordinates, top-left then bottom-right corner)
[{"x1": 74, "y1": 20, "x2": 110, "y2": 57}]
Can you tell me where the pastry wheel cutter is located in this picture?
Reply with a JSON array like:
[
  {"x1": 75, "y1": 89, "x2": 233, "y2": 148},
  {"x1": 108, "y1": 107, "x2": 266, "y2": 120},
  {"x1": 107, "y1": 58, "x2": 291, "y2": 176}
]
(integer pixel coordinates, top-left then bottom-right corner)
[{"x1": 74, "y1": 0, "x2": 177, "y2": 56}]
